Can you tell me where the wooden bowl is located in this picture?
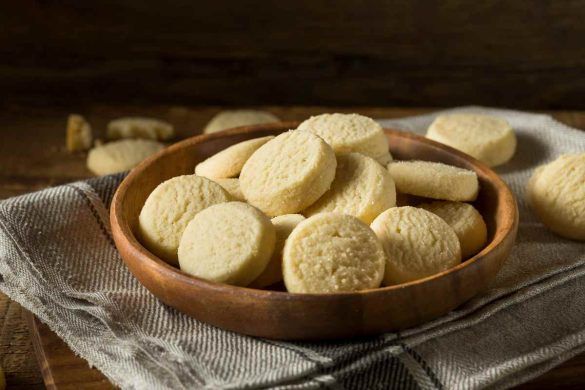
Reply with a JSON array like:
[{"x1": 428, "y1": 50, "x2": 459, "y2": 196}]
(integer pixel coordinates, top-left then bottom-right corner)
[{"x1": 110, "y1": 122, "x2": 518, "y2": 340}]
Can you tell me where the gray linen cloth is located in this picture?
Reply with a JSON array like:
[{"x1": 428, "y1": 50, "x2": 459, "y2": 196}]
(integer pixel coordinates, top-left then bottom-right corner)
[{"x1": 0, "y1": 107, "x2": 584, "y2": 389}]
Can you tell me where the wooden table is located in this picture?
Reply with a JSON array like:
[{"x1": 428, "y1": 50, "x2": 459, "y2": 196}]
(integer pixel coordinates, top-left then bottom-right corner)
[{"x1": 0, "y1": 105, "x2": 583, "y2": 389}]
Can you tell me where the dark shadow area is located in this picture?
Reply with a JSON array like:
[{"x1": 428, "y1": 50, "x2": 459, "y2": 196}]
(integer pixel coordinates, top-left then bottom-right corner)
[
  {"x1": 2, "y1": 2, "x2": 585, "y2": 108},
  {"x1": 497, "y1": 131, "x2": 550, "y2": 175}
]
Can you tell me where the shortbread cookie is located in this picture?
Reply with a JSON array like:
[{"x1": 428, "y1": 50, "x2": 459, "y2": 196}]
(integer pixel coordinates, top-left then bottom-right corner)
[
  {"x1": 195, "y1": 136, "x2": 274, "y2": 179},
  {"x1": 283, "y1": 213, "x2": 386, "y2": 293},
  {"x1": 526, "y1": 154, "x2": 585, "y2": 240},
  {"x1": 427, "y1": 114, "x2": 516, "y2": 167},
  {"x1": 66, "y1": 114, "x2": 93, "y2": 152},
  {"x1": 371, "y1": 206, "x2": 461, "y2": 285},
  {"x1": 387, "y1": 160, "x2": 479, "y2": 201},
  {"x1": 240, "y1": 131, "x2": 337, "y2": 216},
  {"x1": 420, "y1": 201, "x2": 487, "y2": 258},
  {"x1": 107, "y1": 117, "x2": 174, "y2": 140},
  {"x1": 204, "y1": 110, "x2": 279, "y2": 134},
  {"x1": 297, "y1": 113, "x2": 392, "y2": 164},
  {"x1": 304, "y1": 153, "x2": 396, "y2": 223},
  {"x1": 178, "y1": 202, "x2": 276, "y2": 286},
  {"x1": 87, "y1": 139, "x2": 164, "y2": 175},
  {"x1": 212, "y1": 178, "x2": 245, "y2": 201},
  {"x1": 250, "y1": 214, "x2": 306, "y2": 288},
  {"x1": 139, "y1": 175, "x2": 230, "y2": 264}
]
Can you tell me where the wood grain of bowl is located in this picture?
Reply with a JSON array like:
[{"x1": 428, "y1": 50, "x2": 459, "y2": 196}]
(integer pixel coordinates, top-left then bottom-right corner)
[{"x1": 110, "y1": 122, "x2": 519, "y2": 340}]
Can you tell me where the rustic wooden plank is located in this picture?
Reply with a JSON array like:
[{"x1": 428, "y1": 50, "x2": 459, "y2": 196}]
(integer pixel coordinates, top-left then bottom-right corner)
[
  {"x1": 0, "y1": 105, "x2": 582, "y2": 389},
  {"x1": 2, "y1": 2, "x2": 585, "y2": 108},
  {"x1": 0, "y1": 293, "x2": 44, "y2": 389},
  {"x1": 0, "y1": 105, "x2": 431, "y2": 194},
  {"x1": 0, "y1": 105, "x2": 581, "y2": 194}
]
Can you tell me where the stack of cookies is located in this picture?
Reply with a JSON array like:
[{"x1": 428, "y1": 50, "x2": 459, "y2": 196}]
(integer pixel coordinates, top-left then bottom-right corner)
[{"x1": 138, "y1": 113, "x2": 493, "y2": 293}]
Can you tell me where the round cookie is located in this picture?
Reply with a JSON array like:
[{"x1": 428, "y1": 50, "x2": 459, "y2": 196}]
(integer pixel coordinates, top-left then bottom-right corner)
[
  {"x1": 66, "y1": 114, "x2": 92, "y2": 152},
  {"x1": 239, "y1": 130, "x2": 337, "y2": 216},
  {"x1": 387, "y1": 160, "x2": 479, "y2": 201},
  {"x1": 178, "y1": 202, "x2": 276, "y2": 286},
  {"x1": 138, "y1": 175, "x2": 230, "y2": 265},
  {"x1": 426, "y1": 113, "x2": 516, "y2": 167},
  {"x1": 250, "y1": 214, "x2": 306, "y2": 288},
  {"x1": 87, "y1": 139, "x2": 164, "y2": 176},
  {"x1": 297, "y1": 113, "x2": 392, "y2": 165},
  {"x1": 371, "y1": 206, "x2": 461, "y2": 285},
  {"x1": 107, "y1": 117, "x2": 174, "y2": 141},
  {"x1": 420, "y1": 201, "x2": 488, "y2": 258},
  {"x1": 304, "y1": 153, "x2": 396, "y2": 223},
  {"x1": 204, "y1": 110, "x2": 279, "y2": 134},
  {"x1": 195, "y1": 136, "x2": 274, "y2": 179},
  {"x1": 526, "y1": 154, "x2": 585, "y2": 240},
  {"x1": 283, "y1": 213, "x2": 386, "y2": 293},
  {"x1": 211, "y1": 178, "x2": 245, "y2": 201}
]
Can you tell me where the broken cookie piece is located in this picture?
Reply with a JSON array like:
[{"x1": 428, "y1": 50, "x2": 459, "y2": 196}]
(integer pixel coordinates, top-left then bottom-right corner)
[{"x1": 66, "y1": 114, "x2": 93, "y2": 152}]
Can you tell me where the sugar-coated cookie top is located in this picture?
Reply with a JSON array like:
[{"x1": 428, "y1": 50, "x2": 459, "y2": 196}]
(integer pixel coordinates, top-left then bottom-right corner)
[
  {"x1": 527, "y1": 154, "x2": 585, "y2": 240},
  {"x1": 427, "y1": 113, "x2": 516, "y2": 166},
  {"x1": 420, "y1": 201, "x2": 487, "y2": 259},
  {"x1": 371, "y1": 206, "x2": 461, "y2": 285},
  {"x1": 138, "y1": 175, "x2": 230, "y2": 264},
  {"x1": 387, "y1": 160, "x2": 478, "y2": 201},
  {"x1": 107, "y1": 117, "x2": 174, "y2": 140},
  {"x1": 298, "y1": 113, "x2": 381, "y2": 143},
  {"x1": 429, "y1": 114, "x2": 511, "y2": 142},
  {"x1": 204, "y1": 110, "x2": 279, "y2": 134},
  {"x1": 87, "y1": 139, "x2": 164, "y2": 175},
  {"x1": 304, "y1": 153, "x2": 396, "y2": 223},
  {"x1": 211, "y1": 178, "x2": 245, "y2": 201},
  {"x1": 283, "y1": 213, "x2": 386, "y2": 293},
  {"x1": 297, "y1": 113, "x2": 390, "y2": 163},
  {"x1": 240, "y1": 130, "x2": 337, "y2": 216},
  {"x1": 178, "y1": 202, "x2": 275, "y2": 286}
]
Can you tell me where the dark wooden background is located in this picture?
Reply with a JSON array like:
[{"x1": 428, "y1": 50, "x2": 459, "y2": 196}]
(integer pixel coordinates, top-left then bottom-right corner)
[{"x1": 2, "y1": 0, "x2": 585, "y2": 109}]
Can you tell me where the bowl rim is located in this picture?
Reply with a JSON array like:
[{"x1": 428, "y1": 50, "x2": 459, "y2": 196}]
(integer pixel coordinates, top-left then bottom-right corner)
[{"x1": 110, "y1": 121, "x2": 518, "y2": 301}]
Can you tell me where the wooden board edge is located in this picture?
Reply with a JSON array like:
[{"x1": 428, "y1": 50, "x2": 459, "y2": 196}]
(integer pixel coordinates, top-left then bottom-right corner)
[
  {"x1": 24, "y1": 311, "x2": 57, "y2": 390},
  {"x1": 24, "y1": 310, "x2": 115, "y2": 390}
]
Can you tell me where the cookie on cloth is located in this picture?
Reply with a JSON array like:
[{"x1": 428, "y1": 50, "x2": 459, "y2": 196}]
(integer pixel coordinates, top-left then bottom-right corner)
[
  {"x1": 526, "y1": 154, "x2": 585, "y2": 240},
  {"x1": 87, "y1": 139, "x2": 164, "y2": 176},
  {"x1": 107, "y1": 117, "x2": 174, "y2": 140},
  {"x1": 204, "y1": 110, "x2": 279, "y2": 134},
  {"x1": 426, "y1": 113, "x2": 516, "y2": 167}
]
